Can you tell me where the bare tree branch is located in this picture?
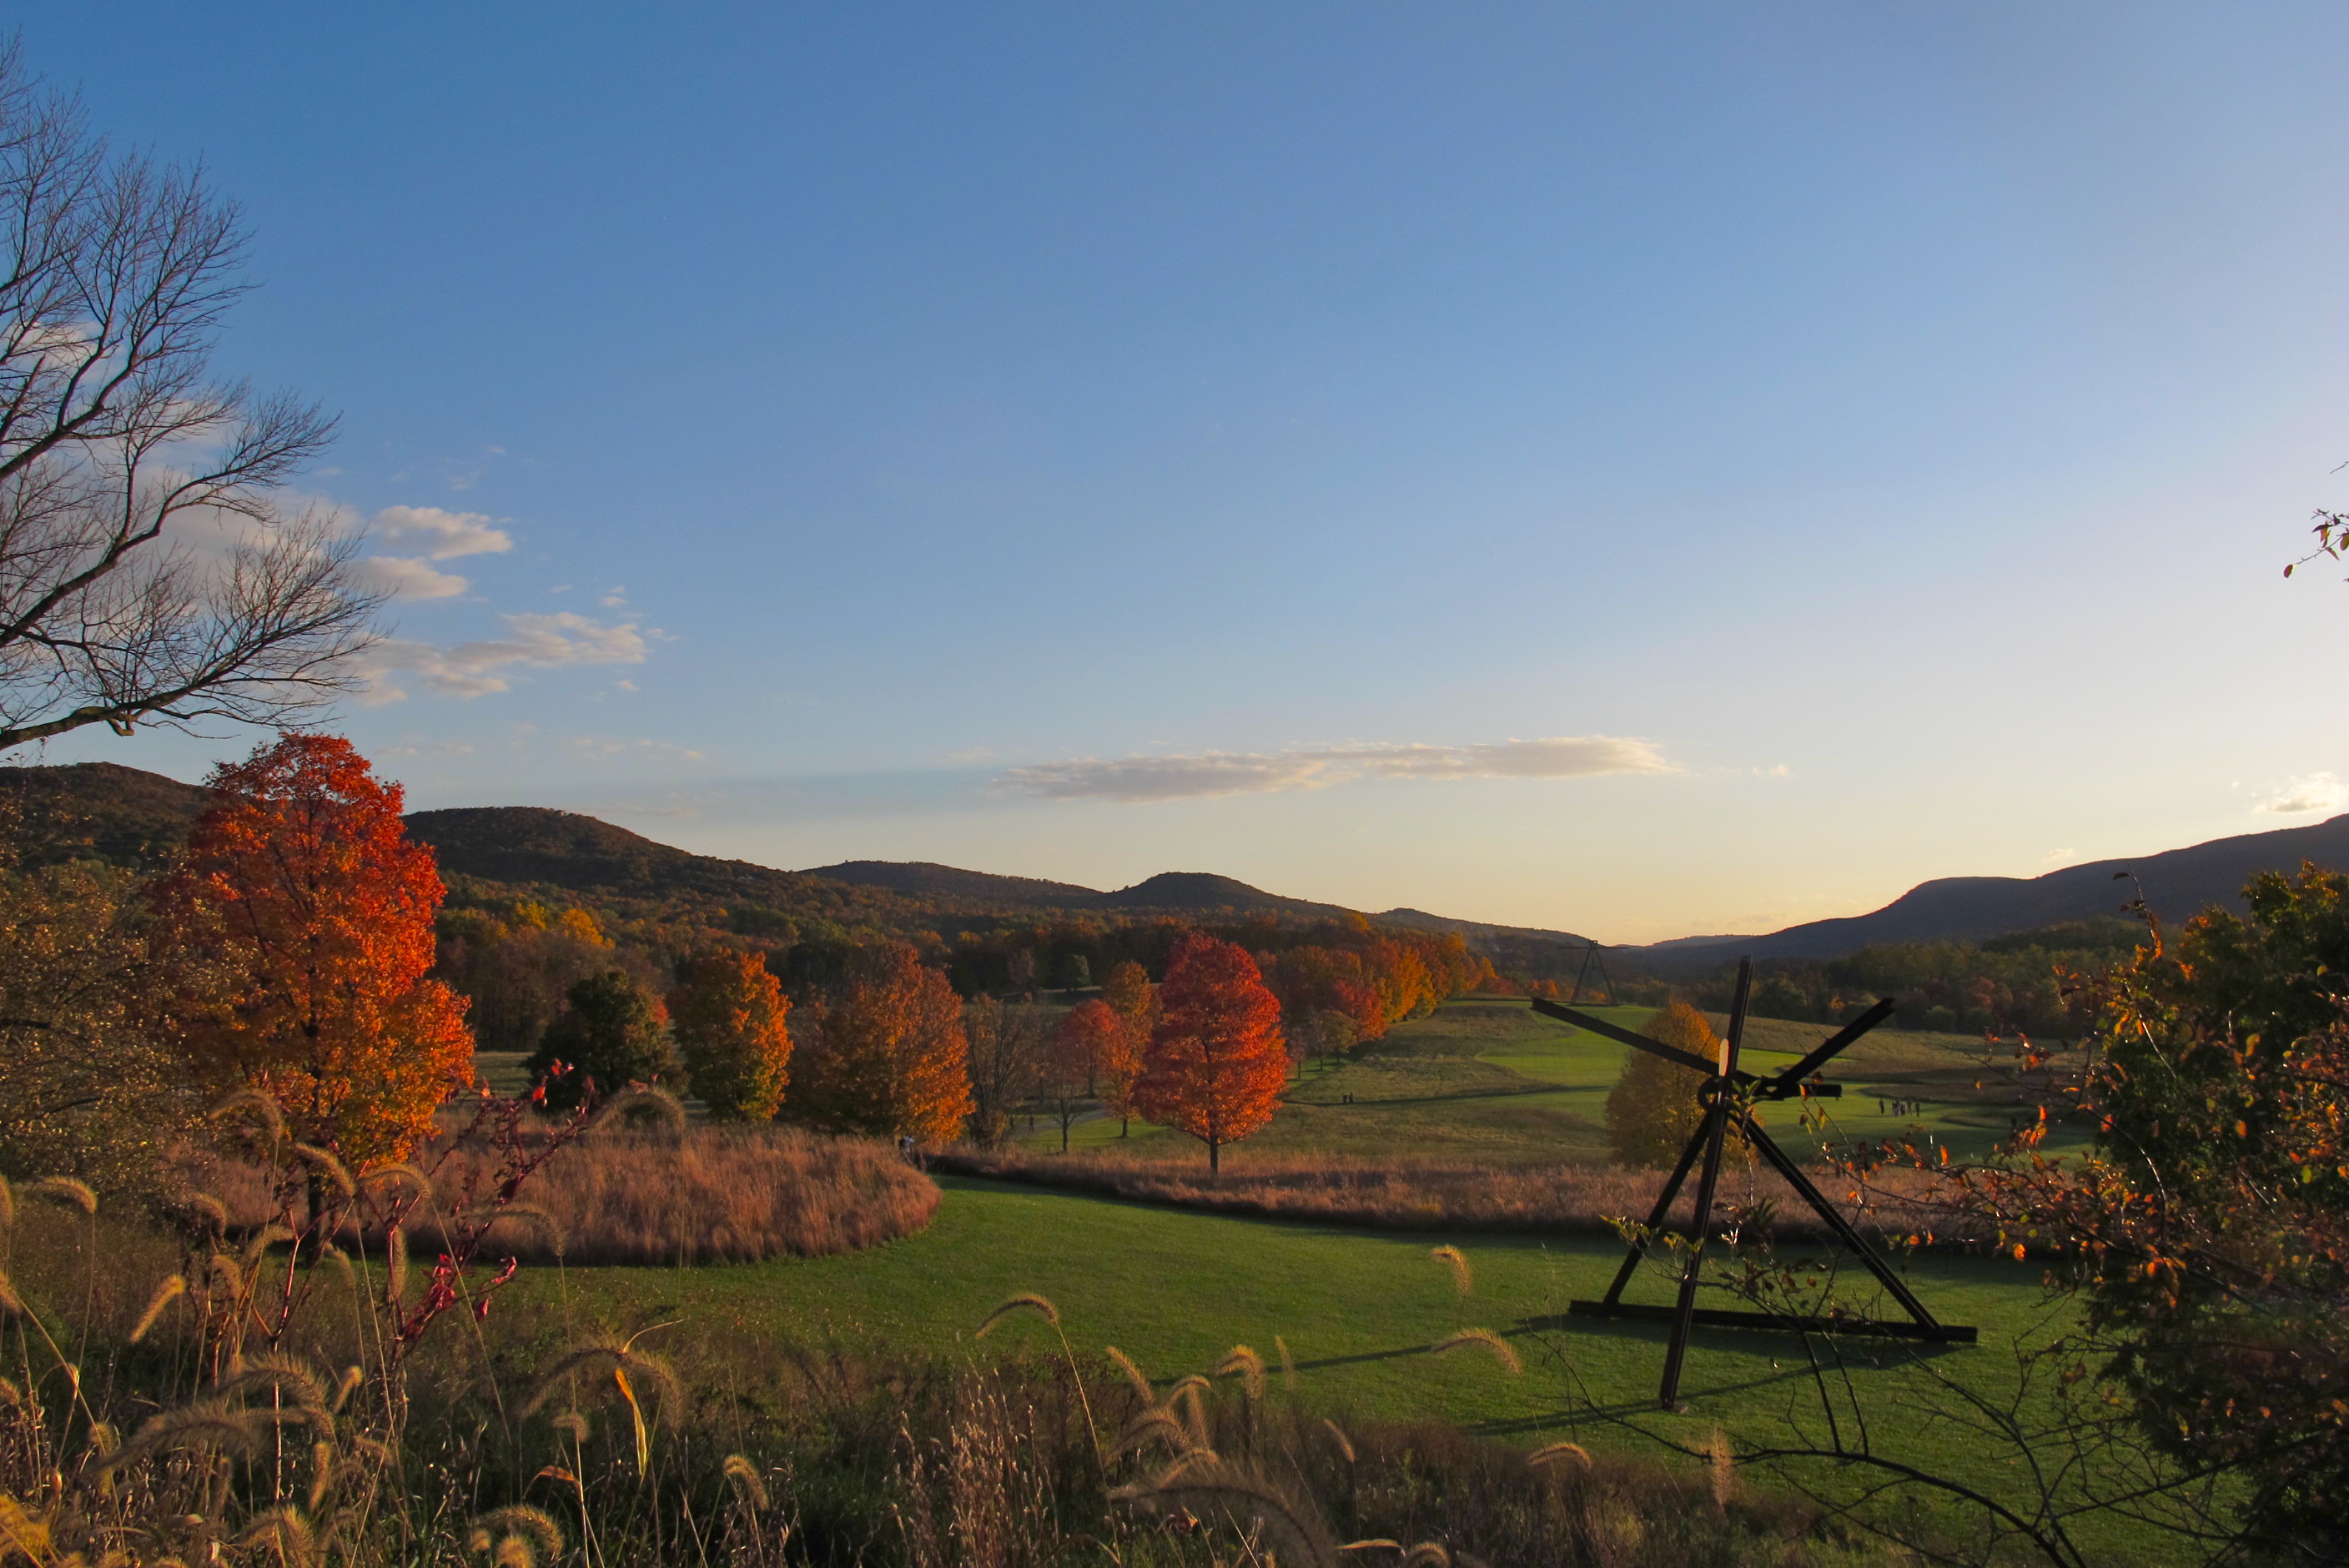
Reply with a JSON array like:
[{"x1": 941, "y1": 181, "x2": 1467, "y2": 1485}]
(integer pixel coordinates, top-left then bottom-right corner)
[{"x1": 0, "y1": 40, "x2": 380, "y2": 754}]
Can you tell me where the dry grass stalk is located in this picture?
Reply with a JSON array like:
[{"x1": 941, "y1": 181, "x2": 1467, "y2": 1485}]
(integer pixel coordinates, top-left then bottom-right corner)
[
  {"x1": 1431, "y1": 1329, "x2": 1522, "y2": 1377},
  {"x1": 129, "y1": 1275, "x2": 187, "y2": 1343},
  {"x1": 1215, "y1": 1344, "x2": 1268, "y2": 1402},
  {"x1": 1429, "y1": 1245, "x2": 1472, "y2": 1297},
  {"x1": 28, "y1": 1175, "x2": 98, "y2": 1215},
  {"x1": 974, "y1": 1292, "x2": 1059, "y2": 1336},
  {"x1": 722, "y1": 1452, "x2": 770, "y2": 1511}
]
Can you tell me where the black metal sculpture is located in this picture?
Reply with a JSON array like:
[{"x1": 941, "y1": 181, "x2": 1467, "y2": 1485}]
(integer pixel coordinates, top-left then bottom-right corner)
[{"x1": 1532, "y1": 957, "x2": 1976, "y2": 1410}]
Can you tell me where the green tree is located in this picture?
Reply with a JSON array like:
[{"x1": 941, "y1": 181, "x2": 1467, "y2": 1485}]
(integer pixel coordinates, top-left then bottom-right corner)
[
  {"x1": 526, "y1": 970, "x2": 678, "y2": 1110},
  {"x1": 0, "y1": 859, "x2": 187, "y2": 1194},
  {"x1": 668, "y1": 950, "x2": 792, "y2": 1121},
  {"x1": 1604, "y1": 999, "x2": 1713, "y2": 1167}
]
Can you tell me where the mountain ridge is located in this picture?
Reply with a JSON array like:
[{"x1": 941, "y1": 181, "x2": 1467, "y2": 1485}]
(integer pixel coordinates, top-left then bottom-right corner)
[{"x1": 6, "y1": 760, "x2": 2348, "y2": 961}]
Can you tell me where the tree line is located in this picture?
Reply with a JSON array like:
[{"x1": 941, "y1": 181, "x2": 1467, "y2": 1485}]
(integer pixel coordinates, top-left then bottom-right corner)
[{"x1": 2, "y1": 734, "x2": 1498, "y2": 1189}]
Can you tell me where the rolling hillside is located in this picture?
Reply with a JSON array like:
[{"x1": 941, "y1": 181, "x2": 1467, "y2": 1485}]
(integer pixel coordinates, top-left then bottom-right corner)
[
  {"x1": 1646, "y1": 813, "x2": 2349, "y2": 962},
  {"x1": 8, "y1": 759, "x2": 2346, "y2": 962}
]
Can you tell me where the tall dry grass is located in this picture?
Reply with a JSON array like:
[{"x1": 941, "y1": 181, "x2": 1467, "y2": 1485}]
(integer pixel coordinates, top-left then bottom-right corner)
[
  {"x1": 182, "y1": 1123, "x2": 941, "y2": 1265},
  {"x1": 2, "y1": 1197, "x2": 1926, "y2": 1568},
  {"x1": 933, "y1": 1145, "x2": 1984, "y2": 1246}
]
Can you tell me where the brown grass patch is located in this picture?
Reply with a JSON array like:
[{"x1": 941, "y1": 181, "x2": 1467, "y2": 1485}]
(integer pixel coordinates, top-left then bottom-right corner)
[
  {"x1": 179, "y1": 1125, "x2": 940, "y2": 1266},
  {"x1": 933, "y1": 1144, "x2": 1984, "y2": 1245}
]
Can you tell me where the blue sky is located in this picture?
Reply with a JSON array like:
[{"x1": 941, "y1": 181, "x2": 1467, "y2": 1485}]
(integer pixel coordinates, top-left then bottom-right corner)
[{"x1": 19, "y1": 3, "x2": 2349, "y2": 940}]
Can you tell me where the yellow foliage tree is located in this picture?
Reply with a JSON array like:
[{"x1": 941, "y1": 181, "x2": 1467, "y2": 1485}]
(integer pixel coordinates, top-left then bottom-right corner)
[
  {"x1": 1604, "y1": 999, "x2": 1715, "y2": 1168},
  {"x1": 669, "y1": 950, "x2": 792, "y2": 1121}
]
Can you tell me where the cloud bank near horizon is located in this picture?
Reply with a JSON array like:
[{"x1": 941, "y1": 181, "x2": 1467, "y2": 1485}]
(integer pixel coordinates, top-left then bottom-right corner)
[
  {"x1": 2255, "y1": 771, "x2": 2349, "y2": 815},
  {"x1": 994, "y1": 736, "x2": 1676, "y2": 803}
]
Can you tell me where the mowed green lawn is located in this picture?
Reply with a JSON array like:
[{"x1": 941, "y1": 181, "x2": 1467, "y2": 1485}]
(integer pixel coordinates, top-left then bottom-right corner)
[
  {"x1": 518, "y1": 1176, "x2": 2173, "y2": 1565},
  {"x1": 1037, "y1": 996, "x2": 2089, "y2": 1166}
]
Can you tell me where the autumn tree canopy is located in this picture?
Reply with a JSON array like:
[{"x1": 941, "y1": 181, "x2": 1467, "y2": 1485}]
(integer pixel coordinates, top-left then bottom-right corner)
[
  {"x1": 793, "y1": 942, "x2": 973, "y2": 1143},
  {"x1": 1929, "y1": 867, "x2": 2349, "y2": 1556},
  {"x1": 1605, "y1": 999, "x2": 1713, "y2": 1167},
  {"x1": 151, "y1": 733, "x2": 473, "y2": 1168},
  {"x1": 1134, "y1": 932, "x2": 1288, "y2": 1171},
  {"x1": 669, "y1": 950, "x2": 792, "y2": 1121},
  {"x1": 525, "y1": 970, "x2": 677, "y2": 1111}
]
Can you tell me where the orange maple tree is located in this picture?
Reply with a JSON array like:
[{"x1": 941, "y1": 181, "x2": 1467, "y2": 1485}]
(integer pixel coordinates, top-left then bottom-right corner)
[
  {"x1": 1134, "y1": 932, "x2": 1288, "y2": 1170},
  {"x1": 669, "y1": 950, "x2": 792, "y2": 1121},
  {"x1": 793, "y1": 942, "x2": 973, "y2": 1143},
  {"x1": 151, "y1": 733, "x2": 474, "y2": 1168}
]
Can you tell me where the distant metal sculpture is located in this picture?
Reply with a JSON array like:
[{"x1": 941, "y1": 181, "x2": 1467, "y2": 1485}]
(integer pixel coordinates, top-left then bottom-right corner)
[
  {"x1": 1564, "y1": 939, "x2": 1617, "y2": 1006},
  {"x1": 1532, "y1": 958, "x2": 1976, "y2": 1410}
]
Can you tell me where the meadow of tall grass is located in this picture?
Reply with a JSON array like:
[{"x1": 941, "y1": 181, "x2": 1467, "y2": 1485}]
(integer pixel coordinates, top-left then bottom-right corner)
[
  {"x1": 3, "y1": 1191, "x2": 1924, "y2": 1567},
  {"x1": 179, "y1": 1121, "x2": 941, "y2": 1267},
  {"x1": 931, "y1": 1146, "x2": 1983, "y2": 1247}
]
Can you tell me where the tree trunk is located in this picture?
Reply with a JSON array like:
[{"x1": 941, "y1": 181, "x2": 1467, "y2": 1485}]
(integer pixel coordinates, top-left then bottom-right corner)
[{"x1": 1209, "y1": 1138, "x2": 1220, "y2": 1173}]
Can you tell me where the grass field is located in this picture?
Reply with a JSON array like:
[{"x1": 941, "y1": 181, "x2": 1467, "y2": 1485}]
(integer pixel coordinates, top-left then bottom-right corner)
[
  {"x1": 1034, "y1": 996, "x2": 2089, "y2": 1167},
  {"x1": 515, "y1": 1173, "x2": 2175, "y2": 1565}
]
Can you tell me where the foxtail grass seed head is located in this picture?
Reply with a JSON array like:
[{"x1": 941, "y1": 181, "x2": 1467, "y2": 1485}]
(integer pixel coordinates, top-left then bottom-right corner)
[
  {"x1": 307, "y1": 1440, "x2": 336, "y2": 1510},
  {"x1": 1401, "y1": 1545, "x2": 1454, "y2": 1568},
  {"x1": 492, "y1": 1204, "x2": 566, "y2": 1258},
  {"x1": 333, "y1": 1365, "x2": 363, "y2": 1414},
  {"x1": 1275, "y1": 1335, "x2": 1298, "y2": 1391},
  {"x1": 387, "y1": 1226, "x2": 410, "y2": 1303},
  {"x1": 0, "y1": 1176, "x2": 13, "y2": 1233},
  {"x1": 0, "y1": 1377, "x2": 18, "y2": 1409},
  {"x1": 551, "y1": 1411, "x2": 591, "y2": 1444},
  {"x1": 357, "y1": 1162, "x2": 430, "y2": 1203},
  {"x1": 209, "y1": 1088, "x2": 287, "y2": 1149},
  {"x1": 1527, "y1": 1440, "x2": 1592, "y2": 1474},
  {"x1": 319, "y1": 1244, "x2": 354, "y2": 1286},
  {"x1": 1320, "y1": 1419, "x2": 1356, "y2": 1465},
  {"x1": 206, "y1": 1253, "x2": 243, "y2": 1299},
  {"x1": 28, "y1": 1175, "x2": 97, "y2": 1214},
  {"x1": 1706, "y1": 1426, "x2": 1734, "y2": 1511},
  {"x1": 974, "y1": 1291, "x2": 1059, "y2": 1337},
  {"x1": 1104, "y1": 1345, "x2": 1154, "y2": 1405},
  {"x1": 591, "y1": 1086, "x2": 688, "y2": 1138},
  {"x1": 130, "y1": 1275, "x2": 188, "y2": 1343},
  {"x1": 235, "y1": 1505, "x2": 318, "y2": 1567},
  {"x1": 1429, "y1": 1244, "x2": 1471, "y2": 1297},
  {"x1": 722, "y1": 1453, "x2": 770, "y2": 1510},
  {"x1": 179, "y1": 1192, "x2": 229, "y2": 1236},
  {"x1": 1215, "y1": 1344, "x2": 1267, "y2": 1402},
  {"x1": 1432, "y1": 1329, "x2": 1521, "y2": 1376},
  {"x1": 291, "y1": 1144, "x2": 355, "y2": 1199},
  {"x1": 239, "y1": 1223, "x2": 295, "y2": 1269},
  {"x1": 219, "y1": 1352, "x2": 330, "y2": 1416},
  {"x1": 470, "y1": 1505, "x2": 563, "y2": 1567},
  {"x1": 0, "y1": 1270, "x2": 21, "y2": 1316},
  {"x1": 1114, "y1": 1407, "x2": 1190, "y2": 1459}
]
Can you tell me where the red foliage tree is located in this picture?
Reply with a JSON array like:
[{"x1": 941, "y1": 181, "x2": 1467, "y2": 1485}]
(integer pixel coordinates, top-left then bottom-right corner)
[
  {"x1": 152, "y1": 733, "x2": 473, "y2": 1168},
  {"x1": 1134, "y1": 932, "x2": 1288, "y2": 1171}
]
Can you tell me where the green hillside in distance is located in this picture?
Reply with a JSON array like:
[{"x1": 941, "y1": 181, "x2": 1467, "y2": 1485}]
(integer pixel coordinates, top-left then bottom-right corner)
[{"x1": 0, "y1": 761, "x2": 212, "y2": 870}]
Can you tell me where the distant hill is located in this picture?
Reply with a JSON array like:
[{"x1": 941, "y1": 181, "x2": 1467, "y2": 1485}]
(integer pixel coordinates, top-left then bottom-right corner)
[
  {"x1": 0, "y1": 761, "x2": 213, "y2": 870},
  {"x1": 1377, "y1": 906, "x2": 1597, "y2": 948},
  {"x1": 1094, "y1": 871, "x2": 1341, "y2": 916},
  {"x1": 1646, "y1": 813, "x2": 2349, "y2": 962},
  {"x1": 405, "y1": 807, "x2": 916, "y2": 922},
  {"x1": 807, "y1": 860, "x2": 1100, "y2": 905}
]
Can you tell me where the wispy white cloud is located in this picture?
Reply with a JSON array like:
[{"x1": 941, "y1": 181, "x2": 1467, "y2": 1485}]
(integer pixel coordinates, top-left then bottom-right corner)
[
  {"x1": 996, "y1": 736, "x2": 1677, "y2": 803},
  {"x1": 2255, "y1": 771, "x2": 2349, "y2": 815},
  {"x1": 568, "y1": 735, "x2": 705, "y2": 762},
  {"x1": 355, "y1": 611, "x2": 650, "y2": 703},
  {"x1": 375, "y1": 505, "x2": 514, "y2": 560},
  {"x1": 350, "y1": 555, "x2": 470, "y2": 600}
]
